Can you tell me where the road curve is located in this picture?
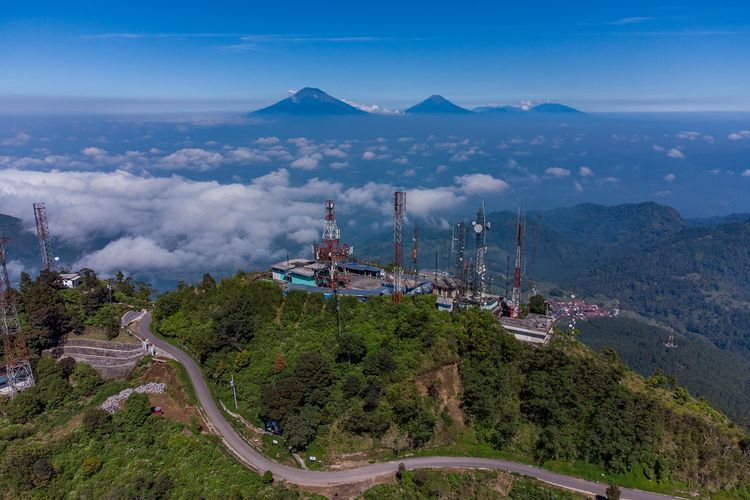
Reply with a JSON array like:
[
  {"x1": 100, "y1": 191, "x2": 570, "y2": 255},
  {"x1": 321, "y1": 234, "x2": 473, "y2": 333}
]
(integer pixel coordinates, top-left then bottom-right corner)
[{"x1": 135, "y1": 312, "x2": 676, "y2": 499}]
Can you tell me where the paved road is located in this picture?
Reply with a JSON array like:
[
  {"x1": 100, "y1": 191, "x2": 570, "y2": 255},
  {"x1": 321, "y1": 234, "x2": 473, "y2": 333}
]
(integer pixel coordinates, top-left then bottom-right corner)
[{"x1": 135, "y1": 312, "x2": 677, "y2": 499}]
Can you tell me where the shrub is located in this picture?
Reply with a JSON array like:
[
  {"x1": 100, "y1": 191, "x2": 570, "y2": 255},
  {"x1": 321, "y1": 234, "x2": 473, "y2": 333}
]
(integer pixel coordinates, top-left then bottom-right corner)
[
  {"x1": 5, "y1": 390, "x2": 44, "y2": 424},
  {"x1": 69, "y1": 363, "x2": 103, "y2": 397},
  {"x1": 606, "y1": 483, "x2": 621, "y2": 500},
  {"x1": 82, "y1": 407, "x2": 112, "y2": 435},
  {"x1": 31, "y1": 458, "x2": 55, "y2": 486},
  {"x1": 80, "y1": 456, "x2": 103, "y2": 477},
  {"x1": 262, "y1": 470, "x2": 274, "y2": 484}
]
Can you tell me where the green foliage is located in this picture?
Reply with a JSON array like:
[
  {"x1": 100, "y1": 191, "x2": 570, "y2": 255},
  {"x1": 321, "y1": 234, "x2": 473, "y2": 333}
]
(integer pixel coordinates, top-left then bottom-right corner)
[
  {"x1": 82, "y1": 407, "x2": 112, "y2": 435},
  {"x1": 263, "y1": 470, "x2": 274, "y2": 484},
  {"x1": 5, "y1": 390, "x2": 44, "y2": 424},
  {"x1": 69, "y1": 362, "x2": 103, "y2": 397},
  {"x1": 528, "y1": 294, "x2": 547, "y2": 315},
  {"x1": 115, "y1": 392, "x2": 152, "y2": 431},
  {"x1": 150, "y1": 276, "x2": 750, "y2": 492}
]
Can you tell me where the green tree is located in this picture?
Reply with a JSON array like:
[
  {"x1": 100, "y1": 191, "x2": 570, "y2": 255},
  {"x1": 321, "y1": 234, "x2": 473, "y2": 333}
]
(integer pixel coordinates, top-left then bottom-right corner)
[
  {"x1": 82, "y1": 407, "x2": 112, "y2": 435},
  {"x1": 31, "y1": 458, "x2": 55, "y2": 486},
  {"x1": 337, "y1": 332, "x2": 367, "y2": 363},
  {"x1": 116, "y1": 393, "x2": 152, "y2": 431},
  {"x1": 69, "y1": 363, "x2": 102, "y2": 397},
  {"x1": 282, "y1": 405, "x2": 321, "y2": 451},
  {"x1": 528, "y1": 295, "x2": 547, "y2": 315},
  {"x1": 20, "y1": 270, "x2": 69, "y2": 352},
  {"x1": 5, "y1": 390, "x2": 44, "y2": 424}
]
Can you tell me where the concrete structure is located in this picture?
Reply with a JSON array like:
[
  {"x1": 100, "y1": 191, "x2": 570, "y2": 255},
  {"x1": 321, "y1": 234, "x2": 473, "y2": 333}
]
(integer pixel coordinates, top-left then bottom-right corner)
[
  {"x1": 60, "y1": 273, "x2": 81, "y2": 288},
  {"x1": 50, "y1": 338, "x2": 146, "y2": 379},
  {"x1": 499, "y1": 313, "x2": 554, "y2": 344}
]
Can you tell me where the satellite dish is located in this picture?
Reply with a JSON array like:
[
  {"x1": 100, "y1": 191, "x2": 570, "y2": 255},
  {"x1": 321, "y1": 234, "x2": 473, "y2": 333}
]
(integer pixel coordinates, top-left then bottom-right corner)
[
  {"x1": 54, "y1": 256, "x2": 60, "y2": 262},
  {"x1": 486, "y1": 222, "x2": 491, "y2": 230},
  {"x1": 473, "y1": 223, "x2": 483, "y2": 234}
]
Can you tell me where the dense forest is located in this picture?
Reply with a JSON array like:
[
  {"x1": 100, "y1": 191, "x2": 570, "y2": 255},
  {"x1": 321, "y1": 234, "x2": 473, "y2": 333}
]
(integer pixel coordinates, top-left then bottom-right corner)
[
  {"x1": 578, "y1": 317, "x2": 750, "y2": 429},
  {"x1": 153, "y1": 274, "x2": 750, "y2": 496},
  {"x1": 579, "y1": 220, "x2": 750, "y2": 354}
]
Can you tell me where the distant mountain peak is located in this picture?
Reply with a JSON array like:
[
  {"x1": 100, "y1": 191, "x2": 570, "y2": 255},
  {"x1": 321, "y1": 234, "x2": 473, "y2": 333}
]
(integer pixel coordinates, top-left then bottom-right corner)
[
  {"x1": 250, "y1": 88, "x2": 366, "y2": 116},
  {"x1": 474, "y1": 102, "x2": 583, "y2": 114},
  {"x1": 405, "y1": 95, "x2": 472, "y2": 114},
  {"x1": 529, "y1": 103, "x2": 582, "y2": 114}
]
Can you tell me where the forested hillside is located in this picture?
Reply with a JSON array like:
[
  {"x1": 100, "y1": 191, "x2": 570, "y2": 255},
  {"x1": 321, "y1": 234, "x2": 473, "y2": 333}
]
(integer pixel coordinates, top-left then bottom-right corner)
[
  {"x1": 153, "y1": 275, "x2": 750, "y2": 496},
  {"x1": 578, "y1": 317, "x2": 750, "y2": 429},
  {"x1": 580, "y1": 221, "x2": 750, "y2": 353}
]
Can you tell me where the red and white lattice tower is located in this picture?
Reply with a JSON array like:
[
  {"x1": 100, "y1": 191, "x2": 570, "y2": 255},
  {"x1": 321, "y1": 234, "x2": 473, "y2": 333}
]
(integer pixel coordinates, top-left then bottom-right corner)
[
  {"x1": 33, "y1": 202, "x2": 54, "y2": 272},
  {"x1": 393, "y1": 192, "x2": 406, "y2": 304},
  {"x1": 0, "y1": 234, "x2": 35, "y2": 395},
  {"x1": 312, "y1": 200, "x2": 350, "y2": 289},
  {"x1": 412, "y1": 224, "x2": 419, "y2": 275},
  {"x1": 511, "y1": 209, "x2": 523, "y2": 319}
]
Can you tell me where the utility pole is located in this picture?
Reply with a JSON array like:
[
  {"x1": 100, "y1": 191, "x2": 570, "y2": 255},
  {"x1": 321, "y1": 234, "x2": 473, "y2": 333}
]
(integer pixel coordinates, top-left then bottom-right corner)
[{"x1": 230, "y1": 374, "x2": 238, "y2": 409}]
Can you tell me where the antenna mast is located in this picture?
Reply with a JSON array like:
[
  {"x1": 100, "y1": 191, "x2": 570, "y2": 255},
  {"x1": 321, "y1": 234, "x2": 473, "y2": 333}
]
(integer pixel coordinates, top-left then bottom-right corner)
[
  {"x1": 472, "y1": 201, "x2": 490, "y2": 298},
  {"x1": 412, "y1": 224, "x2": 419, "y2": 275},
  {"x1": 511, "y1": 208, "x2": 523, "y2": 318},
  {"x1": 312, "y1": 200, "x2": 350, "y2": 289},
  {"x1": 0, "y1": 235, "x2": 35, "y2": 395},
  {"x1": 393, "y1": 192, "x2": 406, "y2": 303},
  {"x1": 33, "y1": 202, "x2": 54, "y2": 272}
]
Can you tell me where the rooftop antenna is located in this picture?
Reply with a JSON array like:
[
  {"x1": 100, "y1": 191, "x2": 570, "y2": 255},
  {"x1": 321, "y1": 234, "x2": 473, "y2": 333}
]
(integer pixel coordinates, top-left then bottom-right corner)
[
  {"x1": 33, "y1": 202, "x2": 54, "y2": 272},
  {"x1": 454, "y1": 222, "x2": 467, "y2": 293},
  {"x1": 0, "y1": 233, "x2": 35, "y2": 395},
  {"x1": 393, "y1": 191, "x2": 406, "y2": 303},
  {"x1": 528, "y1": 213, "x2": 541, "y2": 296}
]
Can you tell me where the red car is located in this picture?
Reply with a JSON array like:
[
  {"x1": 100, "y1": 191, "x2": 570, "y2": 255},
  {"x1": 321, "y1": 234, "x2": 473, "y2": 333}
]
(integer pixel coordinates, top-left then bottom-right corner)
[{"x1": 151, "y1": 406, "x2": 163, "y2": 415}]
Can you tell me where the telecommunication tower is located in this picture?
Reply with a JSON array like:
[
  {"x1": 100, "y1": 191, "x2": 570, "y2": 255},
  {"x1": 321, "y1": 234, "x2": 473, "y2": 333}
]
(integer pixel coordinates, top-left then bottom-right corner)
[
  {"x1": 453, "y1": 222, "x2": 466, "y2": 290},
  {"x1": 393, "y1": 191, "x2": 406, "y2": 303},
  {"x1": 0, "y1": 234, "x2": 35, "y2": 395},
  {"x1": 411, "y1": 224, "x2": 419, "y2": 275},
  {"x1": 665, "y1": 328, "x2": 677, "y2": 348},
  {"x1": 471, "y1": 202, "x2": 491, "y2": 296},
  {"x1": 312, "y1": 200, "x2": 350, "y2": 289},
  {"x1": 33, "y1": 202, "x2": 54, "y2": 271},
  {"x1": 511, "y1": 209, "x2": 523, "y2": 319}
]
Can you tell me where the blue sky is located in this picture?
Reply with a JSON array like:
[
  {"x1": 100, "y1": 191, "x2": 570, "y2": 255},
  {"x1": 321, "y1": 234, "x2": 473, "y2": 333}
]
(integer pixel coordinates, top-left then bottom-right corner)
[{"x1": 1, "y1": 1, "x2": 750, "y2": 111}]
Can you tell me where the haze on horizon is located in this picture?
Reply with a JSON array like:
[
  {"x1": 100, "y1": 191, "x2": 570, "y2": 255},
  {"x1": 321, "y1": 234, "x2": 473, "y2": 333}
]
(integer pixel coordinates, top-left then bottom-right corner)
[{"x1": 1, "y1": 0, "x2": 750, "y2": 113}]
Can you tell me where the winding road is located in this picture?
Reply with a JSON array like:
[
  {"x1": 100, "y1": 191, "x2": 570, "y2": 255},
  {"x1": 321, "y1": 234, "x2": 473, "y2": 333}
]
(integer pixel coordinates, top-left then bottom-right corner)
[{"x1": 135, "y1": 312, "x2": 676, "y2": 499}]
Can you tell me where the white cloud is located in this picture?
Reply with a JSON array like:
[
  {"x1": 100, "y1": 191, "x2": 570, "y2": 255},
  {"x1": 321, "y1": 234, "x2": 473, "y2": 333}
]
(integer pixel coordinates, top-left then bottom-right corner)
[
  {"x1": 290, "y1": 155, "x2": 320, "y2": 170},
  {"x1": 708, "y1": 168, "x2": 722, "y2": 175},
  {"x1": 545, "y1": 167, "x2": 571, "y2": 178},
  {"x1": 579, "y1": 166, "x2": 594, "y2": 177},
  {"x1": 323, "y1": 147, "x2": 347, "y2": 159},
  {"x1": 329, "y1": 161, "x2": 349, "y2": 169},
  {"x1": 404, "y1": 168, "x2": 417, "y2": 177},
  {"x1": 676, "y1": 131, "x2": 701, "y2": 140},
  {"x1": 652, "y1": 145, "x2": 666, "y2": 152},
  {"x1": 393, "y1": 157, "x2": 409, "y2": 165},
  {"x1": 652, "y1": 190, "x2": 671, "y2": 197},
  {"x1": 574, "y1": 181, "x2": 584, "y2": 193},
  {"x1": 742, "y1": 169, "x2": 750, "y2": 177},
  {"x1": 255, "y1": 136, "x2": 280, "y2": 145},
  {"x1": 667, "y1": 148, "x2": 685, "y2": 159},
  {"x1": 158, "y1": 148, "x2": 223, "y2": 171},
  {"x1": 82, "y1": 146, "x2": 107, "y2": 157},
  {"x1": 728, "y1": 130, "x2": 750, "y2": 141},
  {"x1": 362, "y1": 151, "x2": 376, "y2": 160},
  {"x1": 436, "y1": 165, "x2": 448, "y2": 173},
  {"x1": 1, "y1": 132, "x2": 31, "y2": 146},
  {"x1": 664, "y1": 173, "x2": 676, "y2": 182},
  {"x1": 453, "y1": 173, "x2": 510, "y2": 195}
]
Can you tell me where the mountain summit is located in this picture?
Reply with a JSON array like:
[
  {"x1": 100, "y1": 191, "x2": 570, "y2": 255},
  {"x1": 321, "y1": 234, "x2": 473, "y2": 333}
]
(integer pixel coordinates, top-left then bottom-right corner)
[
  {"x1": 250, "y1": 88, "x2": 366, "y2": 116},
  {"x1": 405, "y1": 95, "x2": 472, "y2": 114}
]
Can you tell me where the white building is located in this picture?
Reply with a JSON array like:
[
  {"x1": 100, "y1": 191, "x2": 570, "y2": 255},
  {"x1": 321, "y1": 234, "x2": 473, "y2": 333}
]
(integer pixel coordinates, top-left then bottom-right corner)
[{"x1": 60, "y1": 273, "x2": 81, "y2": 288}]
